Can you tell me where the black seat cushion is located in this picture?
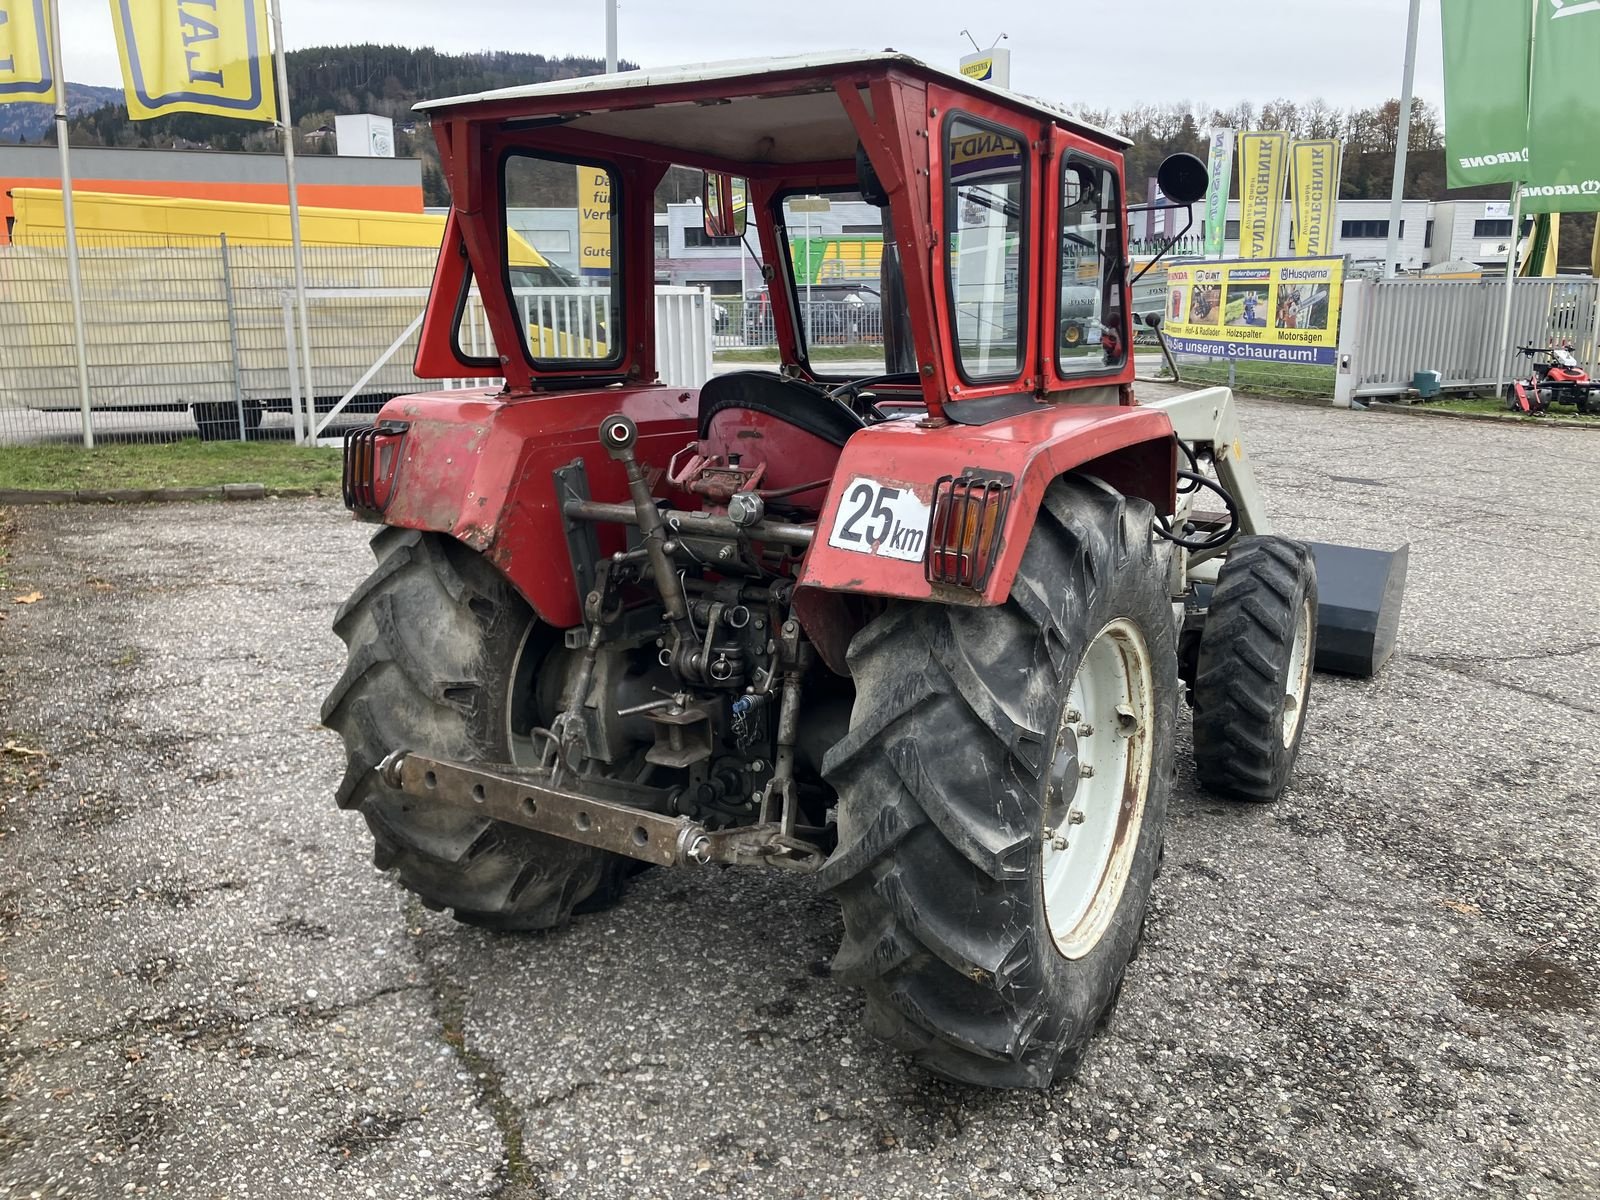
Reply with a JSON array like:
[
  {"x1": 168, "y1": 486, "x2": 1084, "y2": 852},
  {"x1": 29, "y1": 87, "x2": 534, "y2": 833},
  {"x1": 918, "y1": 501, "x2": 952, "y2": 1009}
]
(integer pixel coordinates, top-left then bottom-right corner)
[{"x1": 696, "y1": 371, "x2": 864, "y2": 448}]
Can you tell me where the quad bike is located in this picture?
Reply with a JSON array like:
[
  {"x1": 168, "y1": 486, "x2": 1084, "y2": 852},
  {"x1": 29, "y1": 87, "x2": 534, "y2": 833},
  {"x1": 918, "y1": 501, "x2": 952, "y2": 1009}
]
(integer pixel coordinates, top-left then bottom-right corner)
[
  {"x1": 1509, "y1": 344, "x2": 1600, "y2": 415},
  {"x1": 323, "y1": 54, "x2": 1407, "y2": 1089}
]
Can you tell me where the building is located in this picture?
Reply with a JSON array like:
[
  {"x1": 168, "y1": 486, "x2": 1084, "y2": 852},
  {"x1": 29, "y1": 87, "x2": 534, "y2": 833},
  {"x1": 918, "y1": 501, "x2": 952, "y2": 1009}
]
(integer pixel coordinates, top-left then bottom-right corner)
[
  {"x1": 1149, "y1": 197, "x2": 1534, "y2": 273},
  {"x1": 2, "y1": 145, "x2": 423, "y2": 243}
]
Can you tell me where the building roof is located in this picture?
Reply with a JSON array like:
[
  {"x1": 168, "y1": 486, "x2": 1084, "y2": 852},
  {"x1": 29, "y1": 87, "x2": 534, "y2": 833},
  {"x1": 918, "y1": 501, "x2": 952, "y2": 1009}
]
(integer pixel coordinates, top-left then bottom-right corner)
[{"x1": 415, "y1": 51, "x2": 1129, "y2": 159}]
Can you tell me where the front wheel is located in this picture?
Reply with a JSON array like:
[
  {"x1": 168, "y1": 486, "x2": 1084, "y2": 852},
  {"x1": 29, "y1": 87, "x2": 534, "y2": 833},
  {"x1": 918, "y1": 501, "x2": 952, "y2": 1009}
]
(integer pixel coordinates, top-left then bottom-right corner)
[{"x1": 821, "y1": 478, "x2": 1178, "y2": 1088}]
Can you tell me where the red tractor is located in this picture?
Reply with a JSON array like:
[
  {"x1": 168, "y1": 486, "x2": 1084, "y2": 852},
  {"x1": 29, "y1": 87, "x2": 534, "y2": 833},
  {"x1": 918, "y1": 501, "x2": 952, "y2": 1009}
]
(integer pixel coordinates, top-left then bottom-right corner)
[{"x1": 324, "y1": 54, "x2": 1406, "y2": 1088}]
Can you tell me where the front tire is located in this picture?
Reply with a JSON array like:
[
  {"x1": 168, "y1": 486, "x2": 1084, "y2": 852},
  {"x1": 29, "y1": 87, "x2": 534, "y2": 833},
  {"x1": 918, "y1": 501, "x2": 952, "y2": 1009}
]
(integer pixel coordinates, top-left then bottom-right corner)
[
  {"x1": 321, "y1": 528, "x2": 631, "y2": 929},
  {"x1": 1191, "y1": 536, "x2": 1318, "y2": 802},
  {"x1": 821, "y1": 478, "x2": 1178, "y2": 1088}
]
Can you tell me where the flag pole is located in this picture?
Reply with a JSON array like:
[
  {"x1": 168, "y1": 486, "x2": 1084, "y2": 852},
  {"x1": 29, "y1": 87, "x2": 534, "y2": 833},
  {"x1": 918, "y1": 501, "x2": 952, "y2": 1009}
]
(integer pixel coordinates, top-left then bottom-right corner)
[
  {"x1": 1494, "y1": 0, "x2": 1540, "y2": 401},
  {"x1": 1383, "y1": 0, "x2": 1421, "y2": 279},
  {"x1": 268, "y1": 0, "x2": 315, "y2": 444},
  {"x1": 44, "y1": 0, "x2": 93, "y2": 449}
]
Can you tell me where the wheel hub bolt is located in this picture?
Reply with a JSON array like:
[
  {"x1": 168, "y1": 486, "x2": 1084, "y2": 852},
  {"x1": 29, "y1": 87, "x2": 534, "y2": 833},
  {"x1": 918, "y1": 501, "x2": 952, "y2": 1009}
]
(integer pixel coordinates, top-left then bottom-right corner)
[
  {"x1": 1052, "y1": 836, "x2": 1069, "y2": 851},
  {"x1": 1076, "y1": 722, "x2": 1094, "y2": 737},
  {"x1": 1069, "y1": 810, "x2": 1085, "y2": 825},
  {"x1": 1080, "y1": 764, "x2": 1095, "y2": 778}
]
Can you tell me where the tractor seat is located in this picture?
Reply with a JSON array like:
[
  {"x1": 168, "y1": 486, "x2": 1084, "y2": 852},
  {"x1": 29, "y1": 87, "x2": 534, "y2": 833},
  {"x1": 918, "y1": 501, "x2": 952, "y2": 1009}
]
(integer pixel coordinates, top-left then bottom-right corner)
[{"x1": 696, "y1": 371, "x2": 864, "y2": 447}]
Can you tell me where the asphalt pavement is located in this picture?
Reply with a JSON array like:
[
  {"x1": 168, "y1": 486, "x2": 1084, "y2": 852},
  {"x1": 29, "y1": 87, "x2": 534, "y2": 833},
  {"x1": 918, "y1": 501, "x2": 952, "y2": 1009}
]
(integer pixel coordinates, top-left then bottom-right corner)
[{"x1": 1, "y1": 395, "x2": 1596, "y2": 1199}]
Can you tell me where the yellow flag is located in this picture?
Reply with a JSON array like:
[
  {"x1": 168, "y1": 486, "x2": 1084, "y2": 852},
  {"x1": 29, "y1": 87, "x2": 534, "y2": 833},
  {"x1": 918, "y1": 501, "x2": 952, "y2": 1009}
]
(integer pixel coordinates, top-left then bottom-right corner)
[
  {"x1": 1290, "y1": 139, "x2": 1342, "y2": 258},
  {"x1": 110, "y1": 0, "x2": 276, "y2": 121},
  {"x1": 1237, "y1": 132, "x2": 1289, "y2": 260},
  {"x1": 0, "y1": 0, "x2": 57, "y2": 106}
]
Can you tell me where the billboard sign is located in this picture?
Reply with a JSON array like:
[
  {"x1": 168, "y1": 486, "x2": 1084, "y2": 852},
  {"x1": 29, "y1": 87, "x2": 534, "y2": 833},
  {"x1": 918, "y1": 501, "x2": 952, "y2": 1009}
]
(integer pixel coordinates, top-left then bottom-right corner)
[{"x1": 1163, "y1": 257, "x2": 1345, "y2": 366}]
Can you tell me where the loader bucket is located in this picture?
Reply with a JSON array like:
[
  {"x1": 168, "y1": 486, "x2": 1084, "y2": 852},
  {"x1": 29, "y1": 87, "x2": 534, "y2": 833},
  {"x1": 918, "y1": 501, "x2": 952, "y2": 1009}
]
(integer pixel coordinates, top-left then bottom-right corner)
[{"x1": 1303, "y1": 541, "x2": 1409, "y2": 678}]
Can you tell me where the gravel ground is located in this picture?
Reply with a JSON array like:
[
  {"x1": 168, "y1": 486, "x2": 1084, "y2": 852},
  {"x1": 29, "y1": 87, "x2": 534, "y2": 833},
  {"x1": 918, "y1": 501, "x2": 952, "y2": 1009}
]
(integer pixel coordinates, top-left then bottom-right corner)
[{"x1": 1, "y1": 397, "x2": 1596, "y2": 1200}]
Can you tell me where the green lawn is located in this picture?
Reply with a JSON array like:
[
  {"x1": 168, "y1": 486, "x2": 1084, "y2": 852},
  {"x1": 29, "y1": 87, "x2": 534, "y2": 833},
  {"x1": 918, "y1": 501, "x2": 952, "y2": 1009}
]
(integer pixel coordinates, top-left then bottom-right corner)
[
  {"x1": 1169, "y1": 359, "x2": 1336, "y2": 399},
  {"x1": 0, "y1": 441, "x2": 344, "y2": 493},
  {"x1": 1415, "y1": 395, "x2": 1600, "y2": 423}
]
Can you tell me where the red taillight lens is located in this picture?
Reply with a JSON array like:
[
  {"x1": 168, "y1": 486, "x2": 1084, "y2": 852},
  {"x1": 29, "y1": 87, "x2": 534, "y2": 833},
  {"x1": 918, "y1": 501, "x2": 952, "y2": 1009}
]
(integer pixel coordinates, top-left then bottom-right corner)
[
  {"x1": 342, "y1": 421, "x2": 408, "y2": 516},
  {"x1": 925, "y1": 475, "x2": 1011, "y2": 589}
]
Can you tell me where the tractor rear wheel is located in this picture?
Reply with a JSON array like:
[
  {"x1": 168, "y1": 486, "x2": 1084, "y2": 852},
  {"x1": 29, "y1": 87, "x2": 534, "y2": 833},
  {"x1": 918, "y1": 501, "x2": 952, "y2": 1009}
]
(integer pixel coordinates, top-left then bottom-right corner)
[
  {"x1": 1191, "y1": 536, "x2": 1318, "y2": 802},
  {"x1": 821, "y1": 478, "x2": 1178, "y2": 1088},
  {"x1": 321, "y1": 528, "x2": 632, "y2": 929}
]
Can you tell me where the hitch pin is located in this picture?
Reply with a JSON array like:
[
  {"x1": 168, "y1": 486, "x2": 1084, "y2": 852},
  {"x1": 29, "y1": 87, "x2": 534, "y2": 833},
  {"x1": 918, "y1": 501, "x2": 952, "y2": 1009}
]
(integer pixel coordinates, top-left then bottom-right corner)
[{"x1": 615, "y1": 690, "x2": 689, "y2": 719}]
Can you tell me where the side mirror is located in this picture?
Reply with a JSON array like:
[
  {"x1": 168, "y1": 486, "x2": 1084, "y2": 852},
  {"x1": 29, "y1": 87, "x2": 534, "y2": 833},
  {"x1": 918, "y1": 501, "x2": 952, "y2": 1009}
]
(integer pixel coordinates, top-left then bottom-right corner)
[
  {"x1": 1063, "y1": 162, "x2": 1099, "y2": 210},
  {"x1": 1155, "y1": 152, "x2": 1208, "y2": 207},
  {"x1": 704, "y1": 172, "x2": 748, "y2": 238},
  {"x1": 1143, "y1": 312, "x2": 1163, "y2": 330}
]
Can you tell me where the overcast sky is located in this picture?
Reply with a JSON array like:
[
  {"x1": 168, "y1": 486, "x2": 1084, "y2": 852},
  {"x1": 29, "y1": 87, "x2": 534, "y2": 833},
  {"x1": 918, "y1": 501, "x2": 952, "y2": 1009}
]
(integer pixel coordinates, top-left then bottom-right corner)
[{"x1": 57, "y1": 0, "x2": 1446, "y2": 113}]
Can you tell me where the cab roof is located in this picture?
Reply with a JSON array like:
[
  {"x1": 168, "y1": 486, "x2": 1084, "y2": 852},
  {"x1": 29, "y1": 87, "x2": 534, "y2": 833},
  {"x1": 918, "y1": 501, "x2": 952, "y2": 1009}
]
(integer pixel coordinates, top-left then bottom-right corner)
[{"x1": 415, "y1": 51, "x2": 1129, "y2": 165}]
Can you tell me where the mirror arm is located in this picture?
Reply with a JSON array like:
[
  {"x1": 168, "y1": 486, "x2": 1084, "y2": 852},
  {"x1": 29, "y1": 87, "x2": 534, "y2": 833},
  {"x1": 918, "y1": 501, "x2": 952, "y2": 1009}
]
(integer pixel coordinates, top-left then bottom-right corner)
[{"x1": 1129, "y1": 207, "x2": 1196, "y2": 286}]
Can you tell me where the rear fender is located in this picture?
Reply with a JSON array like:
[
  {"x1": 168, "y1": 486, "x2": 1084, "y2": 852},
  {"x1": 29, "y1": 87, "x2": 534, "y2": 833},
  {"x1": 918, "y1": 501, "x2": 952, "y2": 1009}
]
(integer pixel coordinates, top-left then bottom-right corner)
[
  {"x1": 797, "y1": 403, "x2": 1176, "y2": 614},
  {"x1": 370, "y1": 385, "x2": 701, "y2": 628}
]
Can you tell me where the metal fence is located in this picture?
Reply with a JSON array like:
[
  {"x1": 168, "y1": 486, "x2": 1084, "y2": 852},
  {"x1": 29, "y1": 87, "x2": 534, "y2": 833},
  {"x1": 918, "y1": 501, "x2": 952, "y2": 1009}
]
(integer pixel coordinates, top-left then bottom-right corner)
[
  {"x1": 0, "y1": 238, "x2": 714, "y2": 446},
  {"x1": 1335, "y1": 276, "x2": 1600, "y2": 403}
]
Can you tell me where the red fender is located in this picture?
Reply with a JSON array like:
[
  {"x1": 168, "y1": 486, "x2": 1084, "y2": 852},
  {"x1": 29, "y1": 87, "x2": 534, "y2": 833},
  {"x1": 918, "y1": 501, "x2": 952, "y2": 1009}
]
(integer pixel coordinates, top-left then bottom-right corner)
[{"x1": 796, "y1": 403, "x2": 1176, "y2": 607}]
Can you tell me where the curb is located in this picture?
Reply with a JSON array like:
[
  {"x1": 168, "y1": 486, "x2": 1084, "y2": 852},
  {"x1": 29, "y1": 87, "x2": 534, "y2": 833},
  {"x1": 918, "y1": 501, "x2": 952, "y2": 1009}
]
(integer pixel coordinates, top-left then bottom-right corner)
[
  {"x1": 0, "y1": 483, "x2": 334, "y2": 506},
  {"x1": 1364, "y1": 401, "x2": 1600, "y2": 432}
]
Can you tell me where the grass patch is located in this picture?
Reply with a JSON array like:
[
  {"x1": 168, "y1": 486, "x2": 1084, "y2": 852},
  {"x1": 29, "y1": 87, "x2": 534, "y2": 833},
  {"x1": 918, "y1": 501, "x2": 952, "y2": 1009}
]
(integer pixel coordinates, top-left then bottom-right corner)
[
  {"x1": 0, "y1": 441, "x2": 342, "y2": 493},
  {"x1": 1418, "y1": 395, "x2": 1600, "y2": 423},
  {"x1": 714, "y1": 344, "x2": 882, "y2": 364},
  {"x1": 1168, "y1": 359, "x2": 1336, "y2": 399}
]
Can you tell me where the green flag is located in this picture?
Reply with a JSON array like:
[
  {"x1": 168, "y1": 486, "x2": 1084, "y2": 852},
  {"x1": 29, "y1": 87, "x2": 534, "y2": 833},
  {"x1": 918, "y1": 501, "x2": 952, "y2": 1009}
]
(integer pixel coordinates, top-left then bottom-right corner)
[
  {"x1": 1441, "y1": 0, "x2": 1533, "y2": 188},
  {"x1": 1521, "y1": 0, "x2": 1600, "y2": 213}
]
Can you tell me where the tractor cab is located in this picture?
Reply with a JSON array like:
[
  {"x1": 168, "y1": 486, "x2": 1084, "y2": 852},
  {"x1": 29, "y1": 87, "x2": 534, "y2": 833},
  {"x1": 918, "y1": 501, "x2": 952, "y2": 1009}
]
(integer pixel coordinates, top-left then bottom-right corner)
[{"x1": 411, "y1": 52, "x2": 1170, "y2": 420}]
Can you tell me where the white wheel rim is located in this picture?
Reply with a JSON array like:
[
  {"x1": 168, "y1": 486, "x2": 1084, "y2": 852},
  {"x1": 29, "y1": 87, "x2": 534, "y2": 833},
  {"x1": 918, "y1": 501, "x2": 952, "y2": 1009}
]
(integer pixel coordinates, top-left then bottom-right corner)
[
  {"x1": 1042, "y1": 619, "x2": 1155, "y2": 961},
  {"x1": 1282, "y1": 598, "x2": 1314, "y2": 747}
]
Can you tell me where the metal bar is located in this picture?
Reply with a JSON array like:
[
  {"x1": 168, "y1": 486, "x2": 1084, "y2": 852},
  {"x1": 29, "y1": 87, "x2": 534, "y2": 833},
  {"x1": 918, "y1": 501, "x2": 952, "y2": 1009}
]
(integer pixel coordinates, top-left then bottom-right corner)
[
  {"x1": 45, "y1": 1, "x2": 94, "y2": 449},
  {"x1": 313, "y1": 311, "x2": 425, "y2": 438},
  {"x1": 1383, "y1": 0, "x2": 1422, "y2": 278},
  {"x1": 281, "y1": 294, "x2": 304, "y2": 444},
  {"x1": 219, "y1": 234, "x2": 249, "y2": 441},
  {"x1": 269, "y1": 0, "x2": 317, "y2": 446},
  {"x1": 385, "y1": 752, "x2": 705, "y2": 868},
  {"x1": 563, "y1": 498, "x2": 816, "y2": 547}
]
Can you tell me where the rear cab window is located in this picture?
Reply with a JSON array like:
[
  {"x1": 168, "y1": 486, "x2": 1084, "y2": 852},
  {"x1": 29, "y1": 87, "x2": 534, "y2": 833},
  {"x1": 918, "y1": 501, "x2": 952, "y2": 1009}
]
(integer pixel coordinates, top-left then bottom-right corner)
[
  {"x1": 1058, "y1": 156, "x2": 1126, "y2": 376},
  {"x1": 943, "y1": 116, "x2": 1028, "y2": 384}
]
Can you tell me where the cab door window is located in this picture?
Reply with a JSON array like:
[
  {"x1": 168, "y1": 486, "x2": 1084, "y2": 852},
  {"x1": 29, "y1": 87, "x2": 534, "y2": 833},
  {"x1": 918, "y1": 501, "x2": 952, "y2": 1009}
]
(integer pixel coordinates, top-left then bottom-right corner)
[
  {"x1": 1058, "y1": 157, "x2": 1125, "y2": 375},
  {"x1": 944, "y1": 116, "x2": 1028, "y2": 383}
]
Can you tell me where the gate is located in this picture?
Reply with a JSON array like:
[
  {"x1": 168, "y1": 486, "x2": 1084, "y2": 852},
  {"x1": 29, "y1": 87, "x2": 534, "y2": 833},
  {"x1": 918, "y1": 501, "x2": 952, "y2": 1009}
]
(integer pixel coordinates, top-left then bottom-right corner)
[{"x1": 1335, "y1": 276, "x2": 1600, "y2": 403}]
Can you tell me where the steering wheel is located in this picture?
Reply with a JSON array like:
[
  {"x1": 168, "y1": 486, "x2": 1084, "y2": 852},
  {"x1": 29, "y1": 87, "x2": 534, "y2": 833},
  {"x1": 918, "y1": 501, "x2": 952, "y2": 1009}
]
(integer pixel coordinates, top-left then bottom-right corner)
[{"x1": 825, "y1": 372, "x2": 921, "y2": 422}]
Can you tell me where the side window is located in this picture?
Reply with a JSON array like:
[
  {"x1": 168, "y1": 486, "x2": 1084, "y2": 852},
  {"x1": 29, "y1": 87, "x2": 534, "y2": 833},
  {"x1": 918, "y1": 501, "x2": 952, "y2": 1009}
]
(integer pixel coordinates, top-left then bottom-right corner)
[
  {"x1": 1058, "y1": 157, "x2": 1125, "y2": 375},
  {"x1": 501, "y1": 153, "x2": 620, "y2": 365},
  {"x1": 945, "y1": 117, "x2": 1027, "y2": 383}
]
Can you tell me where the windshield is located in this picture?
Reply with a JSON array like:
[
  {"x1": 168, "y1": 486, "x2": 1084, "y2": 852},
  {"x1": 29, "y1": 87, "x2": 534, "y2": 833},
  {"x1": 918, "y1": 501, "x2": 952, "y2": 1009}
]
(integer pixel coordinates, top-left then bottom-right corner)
[{"x1": 777, "y1": 190, "x2": 897, "y2": 378}]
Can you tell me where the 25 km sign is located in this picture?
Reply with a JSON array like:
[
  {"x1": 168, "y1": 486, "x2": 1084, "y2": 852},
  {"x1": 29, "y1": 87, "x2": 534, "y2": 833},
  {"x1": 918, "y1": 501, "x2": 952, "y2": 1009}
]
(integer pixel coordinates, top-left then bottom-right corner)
[{"x1": 826, "y1": 477, "x2": 932, "y2": 562}]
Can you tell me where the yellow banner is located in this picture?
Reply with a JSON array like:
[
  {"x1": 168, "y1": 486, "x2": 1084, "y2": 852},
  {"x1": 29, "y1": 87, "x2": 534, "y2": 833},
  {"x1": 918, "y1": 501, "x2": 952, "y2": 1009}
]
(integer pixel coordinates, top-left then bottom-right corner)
[
  {"x1": 1290, "y1": 139, "x2": 1342, "y2": 258},
  {"x1": 1163, "y1": 257, "x2": 1345, "y2": 366},
  {"x1": 0, "y1": 0, "x2": 56, "y2": 106},
  {"x1": 1237, "y1": 131, "x2": 1288, "y2": 260},
  {"x1": 576, "y1": 165, "x2": 612, "y2": 278},
  {"x1": 110, "y1": 0, "x2": 275, "y2": 121}
]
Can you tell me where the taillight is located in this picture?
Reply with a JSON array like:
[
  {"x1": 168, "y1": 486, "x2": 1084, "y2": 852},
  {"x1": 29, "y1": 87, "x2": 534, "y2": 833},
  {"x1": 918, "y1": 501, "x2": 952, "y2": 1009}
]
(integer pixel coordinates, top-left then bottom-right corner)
[
  {"x1": 925, "y1": 474, "x2": 1011, "y2": 589},
  {"x1": 342, "y1": 421, "x2": 408, "y2": 516}
]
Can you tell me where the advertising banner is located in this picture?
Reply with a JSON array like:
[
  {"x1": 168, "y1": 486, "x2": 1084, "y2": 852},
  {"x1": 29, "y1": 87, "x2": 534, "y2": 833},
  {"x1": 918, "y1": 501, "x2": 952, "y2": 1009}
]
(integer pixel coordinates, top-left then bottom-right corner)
[
  {"x1": 1202, "y1": 129, "x2": 1235, "y2": 259},
  {"x1": 576, "y1": 165, "x2": 612, "y2": 278},
  {"x1": 1236, "y1": 132, "x2": 1288, "y2": 260},
  {"x1": 1441, "y1": 0, "x2": 1533, "y2": 189},
  {"x1": 1290, "y1": 139, "x2": 1342, "y2": 257},
  {"x1": 110, "y1": 0, "x2": 275, "y2": 121},
  {"x1": 1522, "y1": 0, "x2": 1600, "y2": 213},
  {"x1": 1162, "y1": 257, "x2": 1345, "y2": 366},
  {"x1": 0, "y1": 0, "x2": 55, "y2": 105}
]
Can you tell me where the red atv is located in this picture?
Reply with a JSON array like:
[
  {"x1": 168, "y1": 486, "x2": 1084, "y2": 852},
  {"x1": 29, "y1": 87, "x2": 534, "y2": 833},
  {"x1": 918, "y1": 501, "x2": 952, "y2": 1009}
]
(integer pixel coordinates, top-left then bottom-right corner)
[
  {"x1": 324, "y1": 53, "x2": 1405, "y2": 1088},
  {"x1": 1510, "y1": 343, "x2": 1600, "y2": 415}
]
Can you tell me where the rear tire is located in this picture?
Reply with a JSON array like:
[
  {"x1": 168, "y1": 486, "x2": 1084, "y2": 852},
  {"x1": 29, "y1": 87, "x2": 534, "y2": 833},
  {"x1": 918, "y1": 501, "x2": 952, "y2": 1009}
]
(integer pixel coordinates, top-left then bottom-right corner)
[
  {"x1": 821, "y1": 478, "x2": 1178, "y2": 1088},
  {"x1": 321, "y1": 528, "x2": 632, "y2": 929},
  {"x1": 1191, "y1": 536, "x2": 1318, "y2": 802}
]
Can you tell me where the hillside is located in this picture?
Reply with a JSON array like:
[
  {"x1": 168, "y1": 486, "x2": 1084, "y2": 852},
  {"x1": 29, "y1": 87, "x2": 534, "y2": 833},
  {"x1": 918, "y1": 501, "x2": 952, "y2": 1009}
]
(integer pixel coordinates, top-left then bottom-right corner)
[
  {"x1": 0, "y1": 83, "x2": 125, "y2": 143},
  {"x1": 24, "y1": 47, "x2": 632, "y2": 205}
]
